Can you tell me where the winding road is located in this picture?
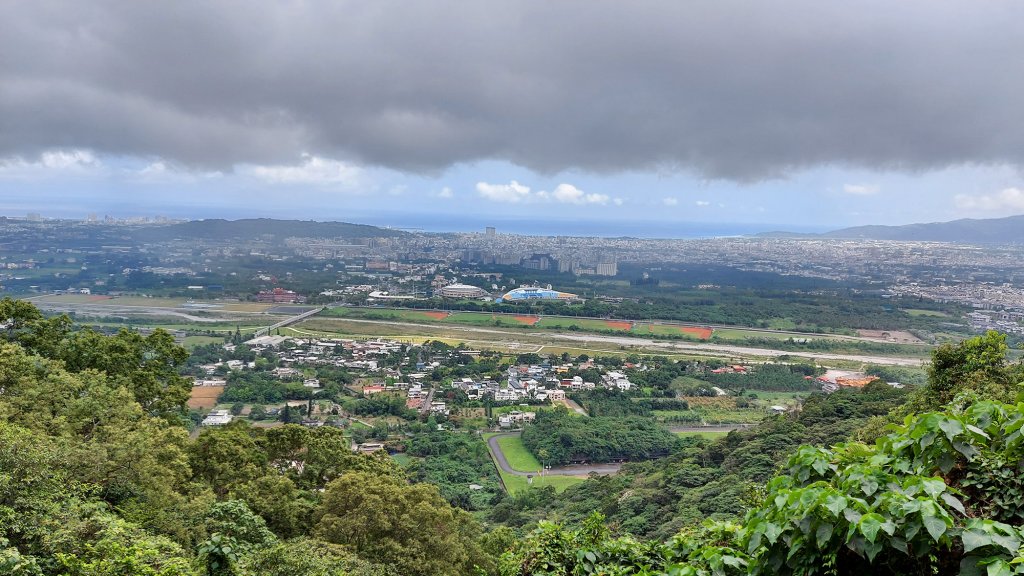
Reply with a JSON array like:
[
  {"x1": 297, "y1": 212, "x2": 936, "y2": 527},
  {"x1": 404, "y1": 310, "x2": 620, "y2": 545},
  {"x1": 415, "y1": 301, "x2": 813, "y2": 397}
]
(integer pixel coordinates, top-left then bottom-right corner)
[{"x1": 486, "y1": 432, "x2": 623, "y2": 477}]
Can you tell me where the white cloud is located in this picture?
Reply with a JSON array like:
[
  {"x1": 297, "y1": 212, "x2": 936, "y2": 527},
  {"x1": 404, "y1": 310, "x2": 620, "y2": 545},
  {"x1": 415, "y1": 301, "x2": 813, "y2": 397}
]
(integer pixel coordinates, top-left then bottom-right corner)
[
  {"x1": 613, "y1": 198, "x2": 624, "y2": 206},
  {"x1": 247, "y1": 154, "x2": 361, "y2": 186},
  {"x1": 695, "y1": 200, "x2": 711, "y2": 206},
  {"x1": 954, "y1": 188, "x2": 1024, "y2": 213},
  {"x1": 437, "y1": 186, "x2": 454, "y2": 199},
  {"x1": 843, "y1": 183, "x2": 880, "y2": 195},
  {"x1": 663, "y1": 197, "x2": 679, "y2": 206},
  {"x1": 476, "y1": 180, "x2": 532, "y2": 203},
  {"x1": 476, "y1": 181, "x2": 609, "y2": 205},
  {"x1": 550, "y1": 183, "x2": 609, "y2": 205}
]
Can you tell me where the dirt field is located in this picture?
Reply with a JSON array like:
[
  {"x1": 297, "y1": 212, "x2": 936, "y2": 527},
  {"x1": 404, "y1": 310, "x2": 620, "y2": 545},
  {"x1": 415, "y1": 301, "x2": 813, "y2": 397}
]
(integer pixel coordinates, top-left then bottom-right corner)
[
  {"x1": 512, "y1": 315, "x2": 540, "y2": 325},
  {"x1": 857, "y1": 329, "x2": 924, "y2": 344},
  {"x1": 604, "y1": 321, "x2": 633, "y2": 331},
  {"x1": 187, "y1": 385, "x2": 225, "y2": 409},
  {"x1": 421, "y1": 311, "x2": 450, "y2": 320}
]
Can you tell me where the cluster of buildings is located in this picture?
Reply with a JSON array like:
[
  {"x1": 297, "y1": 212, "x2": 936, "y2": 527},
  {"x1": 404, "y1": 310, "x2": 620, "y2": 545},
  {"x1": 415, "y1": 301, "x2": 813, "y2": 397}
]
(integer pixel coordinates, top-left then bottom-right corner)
[
  {"x1": 966, "y1": 311, "x2": 1024, "y2": 336},
  {"x1": 256, "y1": 288, "x2": 306, "y2": 303},
  {"x1": 815, "y1": 370, "x2": 883, "y2": 393}
]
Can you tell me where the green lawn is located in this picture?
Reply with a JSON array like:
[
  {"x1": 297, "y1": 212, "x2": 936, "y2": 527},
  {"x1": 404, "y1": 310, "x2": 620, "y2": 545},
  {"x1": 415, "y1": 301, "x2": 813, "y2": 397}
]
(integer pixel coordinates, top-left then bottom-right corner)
[
  {"x1": 391, "y1": 453, "x2": 415, "y2": 466},
  {"x1": 536, "y1": 317, "x2": 626, "y2": 331},
  {"x1": 495, "y1": 435, "x2": 542, "y2": 471},
  {"x1": 182, "y1": 335, "x2": 225, "y2": 349},
  {"x1": 445, "y1": 312, "x2": 505, "y2": 326},
  {"x1": 711, "y1": 328, "x2": 800, "y2": 341},
  {"x1": 903, "y1": 309, "x2": 950, "y2": 317},
  {"x1": 675, "y1": 430, "x2": 730, "y2": 440},
  {"x1": 499, "y1": 471, "x2": 585, "y2": 494}
]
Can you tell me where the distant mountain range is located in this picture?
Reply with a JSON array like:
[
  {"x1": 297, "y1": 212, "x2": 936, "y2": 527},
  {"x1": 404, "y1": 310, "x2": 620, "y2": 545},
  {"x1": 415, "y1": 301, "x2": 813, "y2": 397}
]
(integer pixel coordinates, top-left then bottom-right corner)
[
  {"x1": 133, "y1": 218, "x2": 406, "y2": 241},
  {"x1": 763, "y1": 214, "x2": 1024, "y2": 244}
]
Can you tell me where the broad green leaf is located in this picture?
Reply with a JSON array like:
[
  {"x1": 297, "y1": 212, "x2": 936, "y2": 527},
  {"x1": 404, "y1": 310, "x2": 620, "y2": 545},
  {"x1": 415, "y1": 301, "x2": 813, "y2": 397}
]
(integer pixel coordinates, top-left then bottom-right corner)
[
  {"x1": 823, "y1": 495, "x2": 847, "y2": 518},
  {"x1": 941, "y1": 492, "x2": 966, "y2": 515},
  {"x1": 962, "y1": 528, "x2": 994, "y2": 553},
  {"x1": 860, "y1": 514, "x2": 885, "y2": 544},
  {"x1": 922, "y1": 513, "x2": 947, "y2": 542},
  {"x1": 816, "y1": 522, "x2": 834, "y2": 548}
]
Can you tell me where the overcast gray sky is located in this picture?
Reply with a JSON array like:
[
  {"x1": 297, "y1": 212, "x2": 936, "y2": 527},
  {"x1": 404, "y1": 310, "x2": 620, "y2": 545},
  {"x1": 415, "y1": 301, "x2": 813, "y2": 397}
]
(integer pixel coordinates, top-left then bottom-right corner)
[{"x1": 2, "y1": 1, "x2": 1023, "y2": 230}]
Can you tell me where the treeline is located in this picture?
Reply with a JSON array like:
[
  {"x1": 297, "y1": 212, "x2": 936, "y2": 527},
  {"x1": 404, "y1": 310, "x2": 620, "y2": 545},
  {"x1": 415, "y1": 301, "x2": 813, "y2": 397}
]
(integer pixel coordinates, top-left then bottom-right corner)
[
  {"x1": 220, "y1": 371, "x2": 315, "y2": 403},
  {"x1": 521, "y1": 409, "x2": 679, "y2": 465},
  {"x1": 572, "y1": 389, "x2": 689, "y2": 417},
  {"x1": 706, "y1": 363, "x2": 821, "y2": 391}
]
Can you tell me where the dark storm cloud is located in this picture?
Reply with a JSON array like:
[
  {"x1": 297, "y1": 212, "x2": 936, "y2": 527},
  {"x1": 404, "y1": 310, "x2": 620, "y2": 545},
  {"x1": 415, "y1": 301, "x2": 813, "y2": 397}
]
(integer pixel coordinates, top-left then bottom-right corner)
[{"x1": 2, "y1": 1, "x2": 1023, "y2": 179}]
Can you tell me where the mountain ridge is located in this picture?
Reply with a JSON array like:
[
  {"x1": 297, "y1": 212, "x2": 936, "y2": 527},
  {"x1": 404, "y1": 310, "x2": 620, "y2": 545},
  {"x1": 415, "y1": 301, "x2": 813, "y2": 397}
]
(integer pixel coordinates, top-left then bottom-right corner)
[{"x1": 763, "y1": 214, "x2": 1024, "y2": 243}]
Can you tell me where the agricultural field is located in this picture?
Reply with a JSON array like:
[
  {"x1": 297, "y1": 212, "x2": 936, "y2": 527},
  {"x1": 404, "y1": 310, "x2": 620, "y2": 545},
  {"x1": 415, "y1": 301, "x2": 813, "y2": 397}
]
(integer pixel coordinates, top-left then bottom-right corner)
[{"x1": 186, "y1": 385, "x2": 224, "y2": 410}]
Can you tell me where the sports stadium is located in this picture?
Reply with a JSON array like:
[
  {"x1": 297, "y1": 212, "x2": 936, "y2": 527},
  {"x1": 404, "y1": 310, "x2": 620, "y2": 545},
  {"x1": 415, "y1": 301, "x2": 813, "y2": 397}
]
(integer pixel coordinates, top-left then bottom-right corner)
[
  {"x1": 501, "y1": 286, "x2": 580, "y2": 302},
  {"x1": 436, "y1": 283, "x2": 490, "y2": 298}
]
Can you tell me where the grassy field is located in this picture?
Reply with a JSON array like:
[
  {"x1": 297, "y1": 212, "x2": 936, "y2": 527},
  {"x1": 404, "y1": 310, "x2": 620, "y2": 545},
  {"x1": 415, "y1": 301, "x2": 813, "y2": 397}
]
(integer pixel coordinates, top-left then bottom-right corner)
[
  {"x1": 903, "y1": 309, "x2": 950, "y2": 317},
  {"x1": 391, "y1": 453, "x2": 415, "y2": 466},
  {"x1": 499, "y1": 472, "x2": 585, "y2": 494},
  {"x1": 711, "y1": 328, "x2": 800, "y2": 341},
  {"x1": 482, "y1": 433, "x2": 586, "y2": 494},
  {"x1": 633, "y1": 323, "x2": 713, "y2": 339},
  {"x1": 445, "y1": 312, "x2": 506, "y2": 326},
  {"x1": 536, "y1": 317, "x2": 630, "y2": 331},
  {"x1": 182, "y1": 335, "x2": 225, "y2": 349},
  {"x1": 495, "y1": 435, "x2": 542, "y2": 471},
  {"x1": 675, "y1": 430, "x2": 730, "y2": 440}
]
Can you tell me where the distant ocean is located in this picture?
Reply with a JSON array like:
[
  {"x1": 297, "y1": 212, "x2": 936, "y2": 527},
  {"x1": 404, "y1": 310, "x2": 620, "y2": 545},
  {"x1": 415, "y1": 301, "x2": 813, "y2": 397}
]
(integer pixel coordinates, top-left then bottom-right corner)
[{"x1": 348, "y1": 215, "x2": 831, "y2": 239}]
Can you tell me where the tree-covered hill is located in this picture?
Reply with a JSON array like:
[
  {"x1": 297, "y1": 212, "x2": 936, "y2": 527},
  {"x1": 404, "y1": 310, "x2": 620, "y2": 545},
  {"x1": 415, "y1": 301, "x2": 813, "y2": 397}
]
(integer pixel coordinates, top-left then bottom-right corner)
[
  {"x1": 133, "y1": 218, "x2": 406, "y2": 242},
  {"x1": 0, "y1": 298, "x2": 493, "y2": 575}
]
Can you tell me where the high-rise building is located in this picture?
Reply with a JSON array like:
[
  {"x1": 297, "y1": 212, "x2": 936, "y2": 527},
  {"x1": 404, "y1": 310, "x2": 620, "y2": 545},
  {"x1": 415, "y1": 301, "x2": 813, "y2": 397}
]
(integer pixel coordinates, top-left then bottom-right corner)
[
  {"x1": 485, "y1": 226, "x2": 496, "y2": 236},
  {"x1": 596, "y1": 262, "x2": 618, "y2": 276}
]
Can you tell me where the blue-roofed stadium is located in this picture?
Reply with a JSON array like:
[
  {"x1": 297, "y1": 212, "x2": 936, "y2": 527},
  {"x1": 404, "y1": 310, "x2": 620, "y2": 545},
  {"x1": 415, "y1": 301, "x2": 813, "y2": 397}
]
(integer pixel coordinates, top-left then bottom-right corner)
[{"x1": 501, "y1": 286, "x2": 580, "y2": 302}]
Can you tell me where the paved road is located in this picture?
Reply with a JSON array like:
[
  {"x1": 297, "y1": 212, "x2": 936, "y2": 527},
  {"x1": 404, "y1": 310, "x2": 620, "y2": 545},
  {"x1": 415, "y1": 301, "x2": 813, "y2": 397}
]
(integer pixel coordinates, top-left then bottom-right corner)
[
  {"x1": 562, "y1": 398, "x2": 589, "y2": 416},
  {"x1": 486, "y1": 432, "x2": 623, "y2": 477},
  {"x1": 309, "y1": 317, "x2": 927, "y2": 366}
]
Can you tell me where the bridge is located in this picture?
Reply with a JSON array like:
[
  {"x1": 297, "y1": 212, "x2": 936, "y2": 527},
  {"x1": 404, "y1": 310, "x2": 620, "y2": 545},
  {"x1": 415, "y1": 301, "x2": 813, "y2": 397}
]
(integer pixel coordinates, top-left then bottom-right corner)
[{"x1": 255, "y1": 306, "x2": 324, "y2": 337}]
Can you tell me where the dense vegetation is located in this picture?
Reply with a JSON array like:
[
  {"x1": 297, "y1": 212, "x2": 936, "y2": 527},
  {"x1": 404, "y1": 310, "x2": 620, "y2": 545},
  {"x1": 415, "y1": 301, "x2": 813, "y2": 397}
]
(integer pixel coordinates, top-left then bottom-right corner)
[
  {"x1": 521, "y1": 408, "x2": 679, "y2": 466},
  {"x1": 0, "y1": 299, "x2": 495, "y2": 575},
  {"x1": 501, "y1": 331, "x2": 1024, "y2": 574}
]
